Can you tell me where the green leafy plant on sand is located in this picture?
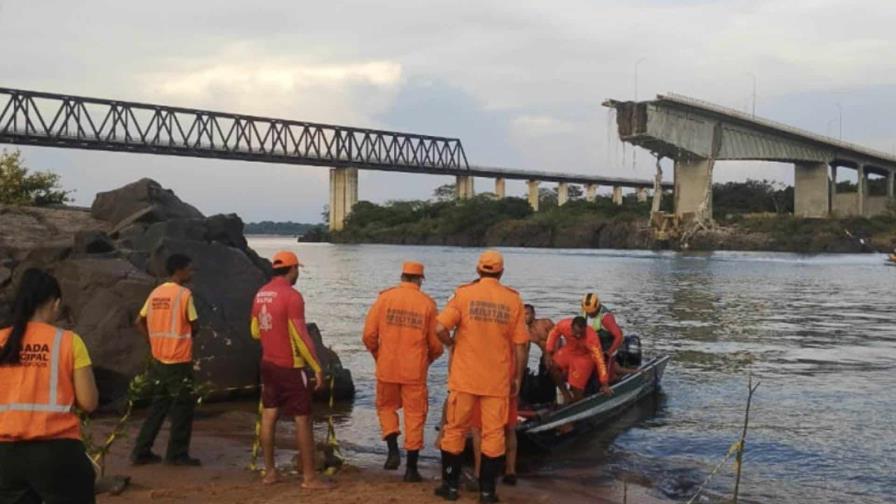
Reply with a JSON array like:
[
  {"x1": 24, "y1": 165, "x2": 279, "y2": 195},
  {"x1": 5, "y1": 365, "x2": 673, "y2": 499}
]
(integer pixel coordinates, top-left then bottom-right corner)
[
  {"x1": 0, "y1": 149, "x2": 72, "y2": 206},
  {"x1": 80, "y1": 368, "x2": 213, "y2": 477}
]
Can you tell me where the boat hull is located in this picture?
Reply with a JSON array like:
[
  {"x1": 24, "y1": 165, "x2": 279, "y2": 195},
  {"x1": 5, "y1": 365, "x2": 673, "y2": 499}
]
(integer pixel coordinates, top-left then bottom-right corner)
[{"x1": 517, "y1": 355, "x2": 670, "y2": 452}]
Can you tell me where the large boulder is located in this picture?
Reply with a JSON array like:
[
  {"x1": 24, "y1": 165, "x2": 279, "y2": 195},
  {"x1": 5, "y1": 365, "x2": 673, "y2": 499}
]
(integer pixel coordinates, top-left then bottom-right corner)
[
  {"x1": 0, "y1": 179, "x2": 350, "y2": 406},
  {"x1": 91, "y1": 178, "x2": 203, "y2": 226}
]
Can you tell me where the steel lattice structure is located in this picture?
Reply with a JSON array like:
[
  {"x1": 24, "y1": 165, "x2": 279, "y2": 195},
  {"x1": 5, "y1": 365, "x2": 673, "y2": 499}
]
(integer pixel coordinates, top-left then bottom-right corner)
[{"x1": 0, "y1": 87, "x2": 469, "y2": 173}]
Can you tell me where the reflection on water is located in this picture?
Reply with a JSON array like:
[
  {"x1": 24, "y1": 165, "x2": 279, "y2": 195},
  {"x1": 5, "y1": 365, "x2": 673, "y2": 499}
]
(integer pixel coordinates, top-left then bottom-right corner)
[{"x1": 248, "y1": 239, "x2": 896, "y2": 503}]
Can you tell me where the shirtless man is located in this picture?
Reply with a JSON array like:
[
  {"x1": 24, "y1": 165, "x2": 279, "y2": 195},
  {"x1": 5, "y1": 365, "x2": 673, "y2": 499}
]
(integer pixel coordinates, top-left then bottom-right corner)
[{"x1": 524, "y1": 304, "x2": 554, "y2": 363}]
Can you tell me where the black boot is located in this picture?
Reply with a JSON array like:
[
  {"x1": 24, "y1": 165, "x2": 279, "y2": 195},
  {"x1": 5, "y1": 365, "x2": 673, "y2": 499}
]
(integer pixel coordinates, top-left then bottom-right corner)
[
  {"x1": 434, "y1": 450, "x2": 460, "y2": 501},
  {"x1": 478, "y1": 455, "x2": 503, "y2": 503},
  {"x1": 384, "y1": 433, "x2": 400, "y2": 470},
  {"x1": 403, "y1": 450, "x2": 422, "y2": 482}
]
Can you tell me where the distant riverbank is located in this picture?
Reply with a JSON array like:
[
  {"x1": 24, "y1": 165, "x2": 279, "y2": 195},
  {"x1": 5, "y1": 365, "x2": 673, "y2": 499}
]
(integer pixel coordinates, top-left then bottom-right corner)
[{"x1": 326, "y1": 196, "x2": 896, "y2": 254}]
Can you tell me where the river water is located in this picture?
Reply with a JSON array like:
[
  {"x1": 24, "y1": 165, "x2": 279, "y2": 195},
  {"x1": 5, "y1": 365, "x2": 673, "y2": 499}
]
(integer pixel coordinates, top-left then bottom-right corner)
[{"x1": 248, "y1": 238, "x2": 895, "y2": 503}]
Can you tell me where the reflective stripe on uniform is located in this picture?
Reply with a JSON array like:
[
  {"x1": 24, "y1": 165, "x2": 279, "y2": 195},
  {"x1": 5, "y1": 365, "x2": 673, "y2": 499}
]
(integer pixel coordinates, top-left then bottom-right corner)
[
  {"x1": 149, "y1": 287, "x2": 189, "y2": 340},
  {"x1": 0, "y1": 328, "x2": 72, "y2": 414}
]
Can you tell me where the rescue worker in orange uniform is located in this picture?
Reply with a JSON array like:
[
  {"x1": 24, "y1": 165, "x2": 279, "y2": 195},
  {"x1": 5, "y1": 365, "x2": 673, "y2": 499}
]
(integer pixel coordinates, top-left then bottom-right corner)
[
  {"x1": 251, "y1": 251, "x2": 333, "y2": 490},
  {"x1": 470, "y1": 348, "x2": 519, "y2": 488},
  {"x1": 362, "y1": 261, "x2": 443, "y2": 482},
  {"x1": 0, "y1": 268, "x2": 99, "y2": 503},
  {"x1": 434, "y1": 250, "x2": 528, "y2": 503},
  {"x1": 581, "y1": 293, "x2": 626, "y2": 381},
  {"x1": 132, "y1": 253, "x2": 202, "y2": 466},
  {"x1": 546, "y1": 316, "x2": 612, "y2": 403}
]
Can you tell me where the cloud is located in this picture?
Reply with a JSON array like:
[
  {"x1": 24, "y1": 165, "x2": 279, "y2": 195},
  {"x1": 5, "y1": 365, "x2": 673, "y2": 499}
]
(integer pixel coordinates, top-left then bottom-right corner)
[{"x1": 2, "y1": 0, "x2": 895, "y2": 222}]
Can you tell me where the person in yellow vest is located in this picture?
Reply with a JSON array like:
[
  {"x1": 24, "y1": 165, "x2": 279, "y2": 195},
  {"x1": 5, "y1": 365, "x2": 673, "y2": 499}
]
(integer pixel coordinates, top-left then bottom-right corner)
[
  {"x1": 131, "y1": 253, "x2": 201, "y2": 466},
  {"x1": 0, "y1": 268, "x2": 99, "y2": 503}
]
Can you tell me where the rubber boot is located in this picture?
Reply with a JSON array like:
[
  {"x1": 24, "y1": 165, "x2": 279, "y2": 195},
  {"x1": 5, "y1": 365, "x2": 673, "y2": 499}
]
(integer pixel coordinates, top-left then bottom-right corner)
[
  {"x1": 434, "y1": 451, "x2": 460, "y2": 501},
  {"x1": 478, "y1": 455, "x2": 502, "y2": 503},
  {"x1": 384, "y1": 433, "x2": 400, "y2": 470},
  {"x1": 403, "y1": 450, "x2": 422, "y2": 483}
]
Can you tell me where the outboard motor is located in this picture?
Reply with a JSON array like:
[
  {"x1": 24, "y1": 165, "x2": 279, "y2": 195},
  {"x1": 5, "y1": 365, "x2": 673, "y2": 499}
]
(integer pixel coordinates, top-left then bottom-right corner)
[{"x1": 616, "y1": 335, "x2": 642, "y2": 367}]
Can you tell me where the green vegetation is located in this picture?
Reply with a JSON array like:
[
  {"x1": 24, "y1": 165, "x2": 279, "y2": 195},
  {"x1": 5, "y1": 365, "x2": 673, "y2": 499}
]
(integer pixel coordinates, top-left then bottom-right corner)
[
  {"x1": 0, "y1": 150, "x2": 71, "y2": 206},
  {"x1": 244, "y1": 221, "x2": 320, "y2": 236}
]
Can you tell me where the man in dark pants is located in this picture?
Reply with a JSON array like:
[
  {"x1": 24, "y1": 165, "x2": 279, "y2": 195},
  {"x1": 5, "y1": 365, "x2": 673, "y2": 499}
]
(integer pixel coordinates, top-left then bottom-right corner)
[{"x1": 131, "y1": 254, "x2": 201, "y2": 466}]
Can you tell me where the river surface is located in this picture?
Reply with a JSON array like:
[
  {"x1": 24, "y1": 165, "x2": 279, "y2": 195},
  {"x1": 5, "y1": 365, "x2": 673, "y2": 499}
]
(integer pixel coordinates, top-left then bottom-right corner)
[{"x1": 248, "y1": 238, "x2": 895, "y2": 503}]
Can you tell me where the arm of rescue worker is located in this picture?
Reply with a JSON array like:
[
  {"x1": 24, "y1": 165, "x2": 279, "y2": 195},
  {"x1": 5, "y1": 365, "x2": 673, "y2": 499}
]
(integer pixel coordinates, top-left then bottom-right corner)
[
  {"x1": 586, "y1": 329, "x2": 613, "y2": 396},
  {"x1": 510, "y1": 301, "x2": 529, "y2": 397},
  {"x1": 543, "y1": 323, "x2": 563, "y2": 367},
  {"x1": 287, "y1": 292, "x2": 324, "y2": 389},
  {"x1": 72, "y1": 334, "x2": 99, "y2": 413},
  {"x1": 435, "y1": 291, "x2": 462, "y2": 347},
  {"x1": 186, "y1": 293, "x2": 200, "y2": 337},
  {"x1": 425, "y1": 302, "x2": 444, "y2": 363},
  {"x1": 361, "y1": 298, "x2": 382, "y2": 358},
  {"x1": 136, "y1": 298, "x2": 150, "y2": 344},
  {"x1": 602, "y1": 312, "x2": 624, "y2": 356}
]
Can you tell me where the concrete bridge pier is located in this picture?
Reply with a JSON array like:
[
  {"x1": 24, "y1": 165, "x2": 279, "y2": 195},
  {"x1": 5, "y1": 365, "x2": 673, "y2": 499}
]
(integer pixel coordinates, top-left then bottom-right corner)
[
  {"x1": 494, "y1": 177, "x2": 506, "y2": 199},
  {"x1": 527, "y1": 180, "x2": 540, "y2": 211},
  {"x1": 637, "y1": 187, "x2": 648, "y2": 203},
  {"x1": 612, "y1": 186, "x2": 623, "y2": 205},
  {"x1": 858, "y1": 165, "x2": 866, "y2": 216},
  {"x1": 888, "y1": 171, "x2": 895, "y2": 199},
  {"x1": 558, "y1": 182, "x2": 569, "y2": 206},
  {"x1": 585, "y1": 184, "x2": 597, "y2": 202},
  {"x1": 794, "y1": 162, "x2": 830, "y2": 218},
  {"x1": 329, "y1": 167, "x2": 358, "y2": 231},
  {"x1": 456, "y1": 175, "x2": 475, "y2": 200},
  {"x1": 674, "y1": 158, "x2": 713, "y2": 221}
]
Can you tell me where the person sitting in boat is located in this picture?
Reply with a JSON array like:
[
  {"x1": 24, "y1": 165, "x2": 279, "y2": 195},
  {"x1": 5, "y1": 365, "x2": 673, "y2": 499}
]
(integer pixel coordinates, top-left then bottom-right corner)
[
  {"x1": 545, "y1": 317, "x2": 612, "y2": 404},
  {"x1": 581, "y1": 293, "x2": 628, "y2": 382}
]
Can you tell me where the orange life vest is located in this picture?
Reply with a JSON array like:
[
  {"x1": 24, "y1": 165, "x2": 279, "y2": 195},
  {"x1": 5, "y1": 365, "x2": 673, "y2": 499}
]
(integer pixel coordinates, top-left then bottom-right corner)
[
  {"x1": 146, "y1": 283, "x2": 193, "y2": 363},
  {"x1": 0, "y1": 323, "x2": 80, "y2": 441}
]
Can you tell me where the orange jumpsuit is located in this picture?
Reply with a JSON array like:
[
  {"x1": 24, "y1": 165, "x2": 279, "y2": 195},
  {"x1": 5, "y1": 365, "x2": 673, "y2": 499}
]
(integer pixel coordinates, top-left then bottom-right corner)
[
  {"x1": 363, "y1": 281, "x2": 442, "y2": 451},
  {"x1": 546, "y1": 318, "x2": 609, "y2": 391},
  {"x1": 438, "y1": 278, "x2": 529, "y2": 458}
]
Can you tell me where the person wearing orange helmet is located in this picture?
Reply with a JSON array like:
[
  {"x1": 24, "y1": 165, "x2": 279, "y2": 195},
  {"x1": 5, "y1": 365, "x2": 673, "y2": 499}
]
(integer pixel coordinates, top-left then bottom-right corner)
[
  {"x1": 580, "y1": 292, "x2": 625, "y2": 382},
  {"x1": 434, "y1": 250, "x2": 528, "y2": 503},
  {"x1": 250, "y1": 251, "x2": 333, "y2": 490},
  {"x1": 363, "y1": 261, "x2": 443, "y2": 482}
]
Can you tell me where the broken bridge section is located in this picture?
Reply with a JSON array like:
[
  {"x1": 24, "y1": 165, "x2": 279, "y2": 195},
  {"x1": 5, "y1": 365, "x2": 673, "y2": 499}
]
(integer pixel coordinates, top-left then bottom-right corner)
[{"x1": 605, "y1": 94, "x2": 896, "y2": 222}]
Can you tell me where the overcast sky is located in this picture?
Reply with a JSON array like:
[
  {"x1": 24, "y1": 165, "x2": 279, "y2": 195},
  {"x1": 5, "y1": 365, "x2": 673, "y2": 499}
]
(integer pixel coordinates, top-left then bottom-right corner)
[{"x1": 2, "y1": 0, "x2": 894, "y2": 222}]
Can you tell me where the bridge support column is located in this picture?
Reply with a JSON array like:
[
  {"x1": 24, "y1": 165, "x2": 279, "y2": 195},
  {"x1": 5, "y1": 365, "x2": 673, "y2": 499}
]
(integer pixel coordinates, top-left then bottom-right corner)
[
  {"x1": 794, "y1": 162, "x2": 830, "y2": 218},
  {"x1": 494, "y1": 177, "x2": 506, "y2": 199},
  {"x1": 888, "y1": 170, "x2": 895, "y2": 199},
  {"x1": 456, "y1": 175, "x2": 475, "y2": 200},
  {"x1": 329, "y1": 167, "x2": 358, "y2": 232},
  {"x1": 830, "y1": 165, "x2": 838, "y2": 215},
  {"x1": 858, "y1": 165, "x2": 866, "y2": 216},
  {"x1": 585, "y1": 184, "x2": 597, "y2": 202},
  {"x1": 558, "y1": 182, "x2": 569, "y2": 206},
  {"x1": 637, "y1": 187, "x2": 648, "y2": 203},
  {"x1": 612, "y1": 186, "x2": 623, "y2": 205},
  {"x1": 527, "y1": 180, "x2": 540, "y2": 211},
  {"x1": 674, "y1": 158, "x2": 713, "y2": 222}
]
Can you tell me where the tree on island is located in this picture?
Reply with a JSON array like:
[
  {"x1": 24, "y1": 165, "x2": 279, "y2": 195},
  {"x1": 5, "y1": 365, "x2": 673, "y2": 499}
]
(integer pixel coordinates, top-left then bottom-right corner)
[
  {"x1": 433, "y1": 183, "x2": 456, "y2": 202},
  {"x1": 0, "y1": 150, "x2": 72, "y2": 206}
]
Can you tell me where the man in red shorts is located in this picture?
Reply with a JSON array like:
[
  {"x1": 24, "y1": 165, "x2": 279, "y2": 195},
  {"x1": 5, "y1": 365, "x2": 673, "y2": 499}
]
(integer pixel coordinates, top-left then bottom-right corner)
[
  {"x1": 545, "y1": 316, "x2": 612, "y2": 403},
  {"x1": 250, "y1": 251, "x2": 333, "y2": 490}
]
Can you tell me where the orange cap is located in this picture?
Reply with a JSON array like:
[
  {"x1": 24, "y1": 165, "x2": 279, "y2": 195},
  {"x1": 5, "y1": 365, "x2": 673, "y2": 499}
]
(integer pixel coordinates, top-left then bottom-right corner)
[
  {"x1": 477, "y1": 250, "x2": 504, "y2": 274},
  {"x1": 402, "y1": 261, "x2": 425, "y2": 277},
  {"x1": 271, "y1": 251, "x2": 302, "y2": 269}
]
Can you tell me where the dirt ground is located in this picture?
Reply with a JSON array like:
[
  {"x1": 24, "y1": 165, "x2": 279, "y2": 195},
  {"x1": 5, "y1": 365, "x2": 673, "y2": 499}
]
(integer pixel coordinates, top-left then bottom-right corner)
[{"x1": 91, "y1": 409, "x2": 664, "y2": 504}]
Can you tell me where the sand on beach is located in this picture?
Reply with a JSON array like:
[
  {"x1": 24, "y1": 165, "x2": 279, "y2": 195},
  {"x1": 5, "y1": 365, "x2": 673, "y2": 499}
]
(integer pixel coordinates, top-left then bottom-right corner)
[{"x1": 91, "y1": 406, "x2": 665, "y2": 504}]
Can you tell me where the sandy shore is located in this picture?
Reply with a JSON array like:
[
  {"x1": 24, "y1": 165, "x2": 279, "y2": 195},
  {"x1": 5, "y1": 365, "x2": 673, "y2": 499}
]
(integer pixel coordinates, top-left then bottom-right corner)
[{"x1": 91, "y1": 406, "x2": 665, "y2": 504}]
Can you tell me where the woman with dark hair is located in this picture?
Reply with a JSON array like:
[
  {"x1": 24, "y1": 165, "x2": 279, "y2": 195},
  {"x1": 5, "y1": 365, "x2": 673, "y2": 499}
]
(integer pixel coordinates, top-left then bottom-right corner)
[{"x1": 0, "y1": 268, "x2": 99, "y2": 503}]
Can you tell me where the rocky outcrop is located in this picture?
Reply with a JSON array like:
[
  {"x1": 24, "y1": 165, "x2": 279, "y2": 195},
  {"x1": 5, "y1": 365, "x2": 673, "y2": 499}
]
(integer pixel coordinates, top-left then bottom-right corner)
[{"x1": 0, "y1": 179, "x2": 353, "y2": 404}]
